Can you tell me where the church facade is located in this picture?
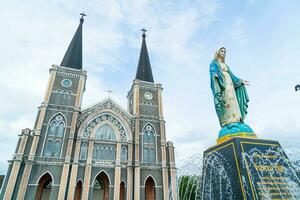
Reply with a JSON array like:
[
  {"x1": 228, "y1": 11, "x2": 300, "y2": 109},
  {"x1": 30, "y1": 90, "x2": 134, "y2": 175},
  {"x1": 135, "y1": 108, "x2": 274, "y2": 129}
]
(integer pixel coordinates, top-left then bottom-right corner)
[{"x1": 0, "y1": 16, "x2": 177, "y2": 200}]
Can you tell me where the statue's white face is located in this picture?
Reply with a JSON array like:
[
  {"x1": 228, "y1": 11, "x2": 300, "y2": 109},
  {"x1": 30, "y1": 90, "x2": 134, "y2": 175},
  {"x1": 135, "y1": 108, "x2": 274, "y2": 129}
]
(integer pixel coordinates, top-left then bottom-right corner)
[{"x1": 219, "y1": 48, "x2": 226, "y2": 59}]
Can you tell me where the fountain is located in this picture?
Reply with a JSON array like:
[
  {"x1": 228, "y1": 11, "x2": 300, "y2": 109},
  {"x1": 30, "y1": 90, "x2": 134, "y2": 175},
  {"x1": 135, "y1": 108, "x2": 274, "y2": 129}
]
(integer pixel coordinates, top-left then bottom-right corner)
[{"x1": 201, "y1": 137, "x2": 300, "y2": 200}]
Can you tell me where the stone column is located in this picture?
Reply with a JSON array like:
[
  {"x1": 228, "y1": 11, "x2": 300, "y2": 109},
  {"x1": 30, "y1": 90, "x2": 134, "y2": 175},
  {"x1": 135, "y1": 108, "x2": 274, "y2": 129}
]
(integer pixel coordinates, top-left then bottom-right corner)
[
  {"x1": 133, "y1": 83, "x2": 141, "y2": 200},
  {"x1": 126, "y1": 143, "x2": 133, "y2": 200},
  {"x1": 3, "y1": 161, "x2": 21, "y2": 200},
  {"x1": 157, "y1": 86, "x2": 164, "y2": 118},
  {"x1": 168, "y1": 142, "x2": 177, "y2": 200},
  {"x1": 14, "y1": 129, "x2": 31, "y2": 200},
  {"x1": 157, "y1": 85, "x2": 169, "y2": 200},
  {"x1": 67, "y1": 138, "x2": 82, "y2": 199},
  {"x1": 134, "y1": 117, "x2": 141, "y2": 200},
  {"x1": 161, "y1": 134, "x2": 169, "y2": 199},
  {"x1": 134, "y1": 166, "x2": 140, "y2": 200},
  {"x1": 113, "y1": 142, "x2": 122, "y2": 199},
  {"x1": 82, "y1": 141, "x2": 94, "y2": 199}
]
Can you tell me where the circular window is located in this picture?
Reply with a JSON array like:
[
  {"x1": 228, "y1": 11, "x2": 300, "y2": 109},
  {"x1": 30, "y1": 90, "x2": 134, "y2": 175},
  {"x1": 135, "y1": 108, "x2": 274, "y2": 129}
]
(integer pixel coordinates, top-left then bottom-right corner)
[
  {"x1": 56, "y1": 115, "x2": 62, "y2": 121},
  {"x1": 146, "y1": 125, "x2": 152, "y2": 130},
  {"x1": 61, "y1": 79, "x2": 72, "y2": 87}
]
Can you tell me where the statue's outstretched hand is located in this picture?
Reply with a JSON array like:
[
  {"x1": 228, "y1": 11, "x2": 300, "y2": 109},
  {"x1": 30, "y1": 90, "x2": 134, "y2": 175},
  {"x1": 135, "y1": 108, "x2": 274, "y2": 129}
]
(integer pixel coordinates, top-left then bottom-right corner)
[{"x1": 242, "y1": 80, "x2": 250, "y2": 86}]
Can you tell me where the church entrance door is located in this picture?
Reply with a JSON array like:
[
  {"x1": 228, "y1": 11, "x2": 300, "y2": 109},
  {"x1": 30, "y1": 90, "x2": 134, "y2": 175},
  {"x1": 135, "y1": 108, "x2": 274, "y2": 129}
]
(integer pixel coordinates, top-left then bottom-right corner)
[
  {"x1": 119, "y1": 181, "x2": 126, "y2": 200},
  {"x1": 145, "y1": 177, "x2": 155, "y2": 200},
  {"x1": 93, "y1": 172, "x2": 109, "y2": 200},
  {"x1": 74, "y1": 180, "x2": 83, "y2": 200},
  {"x1": 35, "y1": 173, "x2": 52, "y2": 200}
]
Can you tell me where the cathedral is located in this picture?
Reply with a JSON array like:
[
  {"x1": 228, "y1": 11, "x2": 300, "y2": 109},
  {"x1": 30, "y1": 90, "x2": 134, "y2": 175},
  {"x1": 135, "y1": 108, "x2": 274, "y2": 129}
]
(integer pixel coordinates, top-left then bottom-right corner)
[{"x1": 0, "y1": 16, "x2": 177, "y2": 200}]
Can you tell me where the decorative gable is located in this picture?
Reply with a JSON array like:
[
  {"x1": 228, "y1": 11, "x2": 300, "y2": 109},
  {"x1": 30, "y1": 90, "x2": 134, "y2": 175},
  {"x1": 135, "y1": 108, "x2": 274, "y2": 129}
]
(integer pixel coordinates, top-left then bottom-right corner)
[{"x1": 77, "y1": 98, "x2": 134, "y2": 132}]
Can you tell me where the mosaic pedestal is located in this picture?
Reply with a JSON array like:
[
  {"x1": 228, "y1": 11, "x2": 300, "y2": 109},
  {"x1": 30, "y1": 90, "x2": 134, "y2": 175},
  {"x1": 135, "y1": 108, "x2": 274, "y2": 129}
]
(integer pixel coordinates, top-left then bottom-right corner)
[{"x1": 201, "y1": 137, "x2": 300, "y2": 200}]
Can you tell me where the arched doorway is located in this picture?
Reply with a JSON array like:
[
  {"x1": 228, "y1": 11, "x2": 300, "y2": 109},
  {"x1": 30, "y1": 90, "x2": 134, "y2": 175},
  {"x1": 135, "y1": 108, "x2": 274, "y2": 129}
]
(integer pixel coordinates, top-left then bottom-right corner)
[
  {"x1": 74, "y1": 180, "x2": 83, "y2": 200},
  {"x1": 93, "y1": 172, "x2": 110, "y2": 200},
  {"x1": 145, "y1": 176, "x2": 156, "y2": 200},
  {"x1": 35, "y1": 173, "x2": 53, "y2": 200},
  {"x1": 119, "y1": 181, "x2": 126, "y2": 200}
]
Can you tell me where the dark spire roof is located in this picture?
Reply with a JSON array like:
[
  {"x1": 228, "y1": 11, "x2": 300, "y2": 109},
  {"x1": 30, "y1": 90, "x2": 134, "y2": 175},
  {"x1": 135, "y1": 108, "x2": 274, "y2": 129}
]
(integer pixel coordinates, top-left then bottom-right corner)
[
  {"x1": 60, "y1": 13, "x2": 85, "y2": 70},
  {"x1": 135, "y1": 29, "x2": 154, "y2": 83}
]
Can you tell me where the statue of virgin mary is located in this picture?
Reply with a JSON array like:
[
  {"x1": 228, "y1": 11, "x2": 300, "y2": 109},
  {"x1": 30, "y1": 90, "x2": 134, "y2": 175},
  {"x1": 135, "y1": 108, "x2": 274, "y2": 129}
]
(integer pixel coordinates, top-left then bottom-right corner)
[{"x1": 210, "y1": 47, "x2": 255, "y2": 141}]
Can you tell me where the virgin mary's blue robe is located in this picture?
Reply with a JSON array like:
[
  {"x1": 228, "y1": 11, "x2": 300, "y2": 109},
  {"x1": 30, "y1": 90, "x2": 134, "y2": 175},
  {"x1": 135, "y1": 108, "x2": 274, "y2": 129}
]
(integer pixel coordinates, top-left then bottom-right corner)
[{"x1": 209, "y1": 59, "x2": 249, "y2": 126}]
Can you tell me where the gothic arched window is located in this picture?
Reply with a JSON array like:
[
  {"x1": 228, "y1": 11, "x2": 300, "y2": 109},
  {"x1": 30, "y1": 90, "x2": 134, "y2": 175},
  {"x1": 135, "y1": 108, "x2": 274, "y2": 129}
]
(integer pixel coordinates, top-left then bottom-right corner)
[
  {"x1": 95, "y1": 124, "x2": 116, "y2": 141},
  {"x1": 57, "y1": 123, "x2": 64, "y2": 136},
  {"x1": 44, "y1": 114, "x2": 65, "y2": 157},
  {"x1": 149, "y1": 148, "x2": 155, "y2": 162},
  {"x1": 44, "y1": 140, "x2": 53, "y2": 156},
  {"x1": 93, "y1": 144, "x2": 98, "y2": 160},
  {"x1": 80, "y1": 143, "x2": 87, "y2": 160},
  {"x1": 92, "y1": 145, "x2": 116, "y2": 161},
  {"x1": 143, "y1": 124, "x2": 156, "y2": 163},
  {"x1": 144, "y1": 148, "x2": 149, "y2": 162},
  {"x1": 92, "y1": 123, "x2": 117, "y2": 162},
  {"x1": 121, "y1": 146, "x2": 128, "y2": 161}
]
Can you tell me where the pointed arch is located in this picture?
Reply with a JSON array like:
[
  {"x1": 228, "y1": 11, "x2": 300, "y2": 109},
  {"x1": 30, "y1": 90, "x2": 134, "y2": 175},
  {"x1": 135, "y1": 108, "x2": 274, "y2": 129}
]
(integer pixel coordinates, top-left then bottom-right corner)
[
  {"x1": 121, "y1": 146, "x2": 128, "y2": 161},
  {"x1": 142, "y1": 123, "x2": 157, "y2": 135},
  {"x1": 36, "y1": 171, "x2": 55, "y2": 185},
  {"x1": 49, "y1": 112, "x2": 67, "y2": 125},
  {"x1": 43, "y1": 113, "x2": 66, "y2": 157},
  {"x1": 144, "y1": 176, "x2": 156, "y2": 200},
  {"x1": 92, "y1": 171, "x2": 111, "y2": 200},
  {"x1": 92, "y1": 170, "x2": 111, "y2": 187},
  {"x1": 35, "y1": 172, "x2": 54, "y2": 200},
  {"x1": 142, "y1": 123, "x2": 156, "y2": 144},
  {"x1": 120, "y1": 181, "x2": 126, "y2": 200},
  {"x1": 78, "y1": 108, "x2": 133, "y2": 141},
  {"x1": 74, "y1": 179, "x2": 83, "y2": 200},
  {"x1": 143, "y1": 175, "x2": 157, "y2": 187},
  {"x1": 143, "y1": 123, "x2": 156, "y2": 163},
  {"x1": 95, "y1": 123, "x2": 116, "y2": 141},
  {"x1": 79, "y1": 143, "x2": 87, "y2": 160}
]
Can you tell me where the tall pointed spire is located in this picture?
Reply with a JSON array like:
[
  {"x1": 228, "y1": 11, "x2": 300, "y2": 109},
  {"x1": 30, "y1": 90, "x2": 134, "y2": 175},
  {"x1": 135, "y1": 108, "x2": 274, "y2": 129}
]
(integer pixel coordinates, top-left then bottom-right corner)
[
  {"x1": 60, "y1": 13, "x2": 86, "y2": 70},
  {"x1": 135, "y1": 28, "x2": 154, "y2": 83}
]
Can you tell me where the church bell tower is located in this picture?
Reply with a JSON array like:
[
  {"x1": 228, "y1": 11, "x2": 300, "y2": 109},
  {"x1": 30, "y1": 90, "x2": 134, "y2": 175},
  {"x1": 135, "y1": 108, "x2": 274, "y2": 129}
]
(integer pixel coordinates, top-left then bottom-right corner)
[
  {"x1": 127, "y1": 29, "x2": 177, "y2": 200},
  {"x1": 1, "y1": 14, "x2": 87, "y2": 200}
]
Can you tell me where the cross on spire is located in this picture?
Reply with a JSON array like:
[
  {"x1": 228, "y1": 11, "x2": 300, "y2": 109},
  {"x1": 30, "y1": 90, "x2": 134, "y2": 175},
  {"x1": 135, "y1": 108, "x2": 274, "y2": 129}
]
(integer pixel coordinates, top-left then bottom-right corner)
[
  {"x1": 141, "y1": 28, "x2": 147, "y2": 37},
  {"x1": 135, "y1": 28, "x2": 154, "y2": 82},
  {"x1": 61, "y1": 14, "x2": 84, "y2": 69},
  {"x1": 80, "y1": 12, "x2": 86, "y2": 23}
]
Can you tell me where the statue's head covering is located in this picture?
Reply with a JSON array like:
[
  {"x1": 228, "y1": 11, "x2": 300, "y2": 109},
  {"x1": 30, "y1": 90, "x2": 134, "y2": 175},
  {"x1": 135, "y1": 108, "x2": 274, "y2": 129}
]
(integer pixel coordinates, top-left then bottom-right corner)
[{"x1": 214, "y1": 47, "x2": 226, "y2": 62}]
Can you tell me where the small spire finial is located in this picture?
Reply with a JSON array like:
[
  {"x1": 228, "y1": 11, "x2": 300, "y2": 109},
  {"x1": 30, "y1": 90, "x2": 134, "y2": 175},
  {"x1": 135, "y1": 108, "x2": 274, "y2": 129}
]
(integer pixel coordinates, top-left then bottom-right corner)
[
  {"x1": 80, "y1": 12, "x2": 86, "y2": 23},
  {"x1": 141, "y1": 28, "x2": 147, "y2": 38}
]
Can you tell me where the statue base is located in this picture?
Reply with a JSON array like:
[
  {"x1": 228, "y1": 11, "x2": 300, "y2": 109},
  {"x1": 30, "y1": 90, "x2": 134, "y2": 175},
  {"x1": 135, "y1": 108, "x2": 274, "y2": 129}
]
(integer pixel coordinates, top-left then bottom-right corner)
[
  {"x1": 218, "y1": 122, "x2": 256, "y2": 144},
  {"x1": 201, "y1": 137, "x2": 300, "y2": 200}
]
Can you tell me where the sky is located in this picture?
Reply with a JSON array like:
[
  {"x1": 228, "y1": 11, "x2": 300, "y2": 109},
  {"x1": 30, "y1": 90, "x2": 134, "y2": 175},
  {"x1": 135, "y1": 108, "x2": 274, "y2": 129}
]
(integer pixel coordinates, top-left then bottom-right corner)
[{"x1": 0, "y1": 0, "x2": 300, "y2": 174}]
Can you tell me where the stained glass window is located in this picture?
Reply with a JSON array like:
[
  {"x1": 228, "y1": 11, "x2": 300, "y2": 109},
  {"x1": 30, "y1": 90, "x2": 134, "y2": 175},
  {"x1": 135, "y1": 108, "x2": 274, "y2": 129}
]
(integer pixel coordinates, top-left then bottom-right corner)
[
  {"x1": 96, "y1": 124, "x2": 116, "y2": 141},
  {"x1": 44, "y1": 114, "x2": 65, "y2": 157},
  {"x1": 80, "y1": 143, "x2": 87, "y2": 160},
  {"x1": 143, "y1": 124, "x2": 156, "y2": 163},
  {"x1": 121, "y1": 146, "x2": 128, "y2": 161}
]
